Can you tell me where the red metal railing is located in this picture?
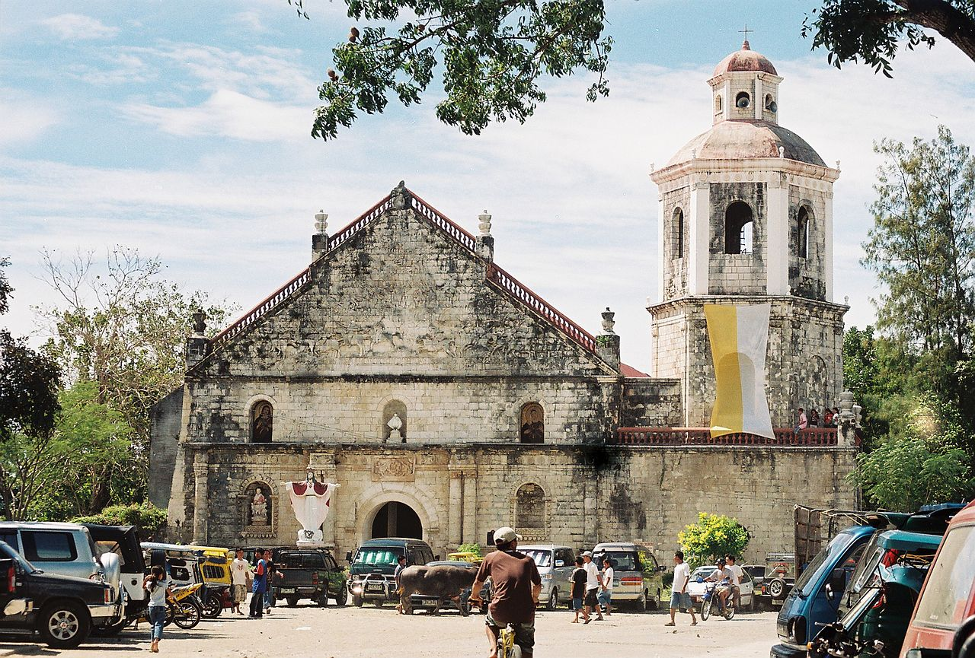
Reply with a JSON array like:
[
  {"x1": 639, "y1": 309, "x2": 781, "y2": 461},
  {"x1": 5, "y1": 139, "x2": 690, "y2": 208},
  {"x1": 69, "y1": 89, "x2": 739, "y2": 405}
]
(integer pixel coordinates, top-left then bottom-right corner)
[
  {"x1": 612, "y1": 427, "x2": 838, "y2": 446},
  {"x1": 487, "y1": 263, "x2": 598, "y2": 354},
  {"x1": 409, "y1": 194, "x2": 479, "y2": 253},
  {"x1": 328, "y1": 195, "x2": 392, "y2": 250},
  {"x1": 210, "y1": 267, "x2": 311, "y2": 348}
]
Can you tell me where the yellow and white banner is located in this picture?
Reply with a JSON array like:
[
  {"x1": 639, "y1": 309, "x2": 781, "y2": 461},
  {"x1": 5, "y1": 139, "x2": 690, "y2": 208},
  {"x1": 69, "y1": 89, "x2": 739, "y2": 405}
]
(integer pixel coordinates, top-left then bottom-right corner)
[{"x1": 704, "y1": 304, "x2": 774, "y2": 439}]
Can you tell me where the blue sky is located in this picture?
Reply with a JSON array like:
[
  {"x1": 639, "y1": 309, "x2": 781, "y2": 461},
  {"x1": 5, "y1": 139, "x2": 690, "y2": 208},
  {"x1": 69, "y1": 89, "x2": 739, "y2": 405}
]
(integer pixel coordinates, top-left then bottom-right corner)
[{"x1": 1, "y1": 1, "x2": 974, "y2": 370}]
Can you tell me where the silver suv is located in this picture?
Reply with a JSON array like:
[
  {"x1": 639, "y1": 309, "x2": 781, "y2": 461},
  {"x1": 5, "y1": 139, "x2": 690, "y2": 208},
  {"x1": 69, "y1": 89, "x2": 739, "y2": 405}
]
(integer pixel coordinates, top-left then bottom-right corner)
[
  {"x1": 592, "y1": 542, "x2": 665, "y2": 610},
  {"x1": 518, "y1": 544, "x2": 575, "y2": 610},
  {"x1": 0, "y1": 522, "x2": 123, "y2": 628}
]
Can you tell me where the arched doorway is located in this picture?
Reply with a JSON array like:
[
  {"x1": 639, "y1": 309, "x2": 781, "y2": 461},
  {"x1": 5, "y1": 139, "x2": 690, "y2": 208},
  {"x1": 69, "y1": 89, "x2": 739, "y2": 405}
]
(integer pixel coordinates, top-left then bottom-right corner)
[{"x1": 371, "y1": 501, "x2": 422, "y2": 539}]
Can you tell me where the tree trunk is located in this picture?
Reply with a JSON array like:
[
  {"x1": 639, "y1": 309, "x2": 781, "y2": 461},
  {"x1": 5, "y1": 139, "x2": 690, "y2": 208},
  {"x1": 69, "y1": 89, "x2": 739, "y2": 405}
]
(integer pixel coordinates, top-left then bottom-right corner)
[{"x1": 895, "y1": 0, "x2": 976, "y2": 60}]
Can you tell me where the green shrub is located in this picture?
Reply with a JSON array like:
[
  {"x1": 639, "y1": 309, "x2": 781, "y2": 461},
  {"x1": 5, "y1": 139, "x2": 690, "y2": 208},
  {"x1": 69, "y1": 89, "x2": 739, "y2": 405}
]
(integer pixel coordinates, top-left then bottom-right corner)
[
  {"x1": 678, "y1": 513, "x2": 750, "y2": 569},
  {"x1": 456, "y1": 542, "x2": 482, "y2": 557},
  {"x1": 72, "y1": 502, "x2": 167, "y2": 540}
]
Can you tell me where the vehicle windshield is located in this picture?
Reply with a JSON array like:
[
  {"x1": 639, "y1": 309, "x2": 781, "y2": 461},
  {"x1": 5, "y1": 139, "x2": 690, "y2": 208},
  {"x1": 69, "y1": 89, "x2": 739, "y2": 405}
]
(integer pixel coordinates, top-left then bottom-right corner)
[
  {"x1": 913, "y1": 524, "x2": 975, "y2": 629},
  {"x1": 353, "y1": 548, "x2": 404, "y2": 566},
  {"x1": 691, "y1": 566, "x2": 714, "y2": 581},
  {"x1": 594, "y1": 551, "x2": 638, "y2": 571},
  {"x1": 522, "y1": 550, "x2": 552, "y2": 568},
  {"x1": 796, "y1": 533, "x2": 851, "y2": 596},
  {"x1": 0, "y1": 541, "x2": 36, "y2": 573}
]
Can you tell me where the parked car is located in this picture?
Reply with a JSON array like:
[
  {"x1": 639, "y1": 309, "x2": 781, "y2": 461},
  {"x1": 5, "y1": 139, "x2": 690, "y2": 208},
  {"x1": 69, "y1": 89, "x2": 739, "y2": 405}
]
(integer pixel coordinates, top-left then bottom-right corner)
[
  {"x1": 807, "y1": 530, "x2": 943, "y2": 658},
  {"x1": 686, "y1": 565, "x2": 754, "y2": 611},
  {"x1": 517, "y1": 544, "x2": 575, "y2": 610},
  {"x1": 759, "y1": 553, "x2": 794, "y2": 606},
  {"x1": 900, "y1": 502, "x2": 975, "y2": 658},
  {"x1": 275, "y1": 547, "x2": 347, "y2": 607},
  {"x1": 0, "y1": 522, "x2": 123, "y2": 632},
  {"x1": 409, "y1": 560, "x2": 478, "y2": 614},
  {"x1": 772, "y1": 503, "x2": 963, "y2": 658},
  {"x1": 83, "y1": 524, "x2": 147, "y2": 633},
  {"x1": 346, "y1": 538, "x2": 435, "y2": 607},
  {"x1": 0, "y1": 540, "x2": 114, "y2": 649},
  {"x1": 591, "y1": 542, "x2": 666, "y2": 610}
]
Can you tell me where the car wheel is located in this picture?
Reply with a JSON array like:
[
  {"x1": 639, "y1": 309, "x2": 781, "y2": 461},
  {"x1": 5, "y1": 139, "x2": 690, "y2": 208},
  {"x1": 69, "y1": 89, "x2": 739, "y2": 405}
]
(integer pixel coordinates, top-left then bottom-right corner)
[
  {"x1": 547, "y1": 589, "x2": 558, "y2": 611},
  {"x1": 286, "y1": 596, "x2": 300, "y2": 607},
  {"x1": 767, "y1": 578, "x2": 785, "y2": 599},
  {"x1": 637, "y1": 589, "x2": 648, "y2": 611},
  {"x1": 39, "y1": 601, "x2": 90, "y2": 649},
  {"x1": 352, "y1": 594, "x2": 363, "y2": 607},
  {"x1": 204, "y1": 592, "x2": 223, "y2": 618},
  {"x1": 335, "y1": 584, "x2": 348, "y2": 606},
  {"x1": 373, "y1": 598, "x2": 383, "y2": 607}
]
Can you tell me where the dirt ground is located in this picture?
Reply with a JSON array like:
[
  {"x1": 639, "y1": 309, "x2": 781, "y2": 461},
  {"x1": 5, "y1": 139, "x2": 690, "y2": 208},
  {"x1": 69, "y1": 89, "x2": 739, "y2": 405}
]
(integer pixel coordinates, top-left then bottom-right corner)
[{"x1": 0, "y1": 602, "x2": 783, "y2": 658}]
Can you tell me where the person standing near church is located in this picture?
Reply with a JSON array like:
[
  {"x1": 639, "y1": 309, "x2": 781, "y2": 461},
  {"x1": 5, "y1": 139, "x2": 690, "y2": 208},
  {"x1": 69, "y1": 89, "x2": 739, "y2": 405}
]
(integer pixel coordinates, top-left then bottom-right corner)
[
  {"x1": 667, "y1": 551, "x2": 697, "y2": 627},
  {"x1": 249, "y1": 549, "x2": 268, "y2": 618},
  {"x1": 230, "y1": 548, "x2": 250, "y2": 615},
  {"x1": 581, "y1": 552, "x2": 603, "y2": 622},
  {"x1": 793, "y1": 407, "x2": 808, "y2": 436},
  {"x1": 598, "y1": 556, "x2": 614, "y2": 616}
]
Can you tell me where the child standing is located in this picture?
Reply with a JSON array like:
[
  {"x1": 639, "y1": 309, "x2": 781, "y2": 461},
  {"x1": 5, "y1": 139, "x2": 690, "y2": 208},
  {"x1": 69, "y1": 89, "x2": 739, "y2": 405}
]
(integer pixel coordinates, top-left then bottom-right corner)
[{"x1": 143, "y1": 565, "x2": 170, "y2": 653}]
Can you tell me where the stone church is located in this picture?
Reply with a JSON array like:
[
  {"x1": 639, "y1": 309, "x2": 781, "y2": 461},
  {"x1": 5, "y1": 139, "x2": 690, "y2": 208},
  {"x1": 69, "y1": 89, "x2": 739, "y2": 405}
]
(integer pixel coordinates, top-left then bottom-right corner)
[{"x1": 150, "y1": 42, "x2": 858, "y2": 563}]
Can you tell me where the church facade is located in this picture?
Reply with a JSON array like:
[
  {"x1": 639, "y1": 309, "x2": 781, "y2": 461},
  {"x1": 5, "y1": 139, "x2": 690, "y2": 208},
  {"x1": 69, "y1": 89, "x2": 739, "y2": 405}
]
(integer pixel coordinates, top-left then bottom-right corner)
[{"x1": 150, "y1": 43, "x2": 858, "y2": 564}]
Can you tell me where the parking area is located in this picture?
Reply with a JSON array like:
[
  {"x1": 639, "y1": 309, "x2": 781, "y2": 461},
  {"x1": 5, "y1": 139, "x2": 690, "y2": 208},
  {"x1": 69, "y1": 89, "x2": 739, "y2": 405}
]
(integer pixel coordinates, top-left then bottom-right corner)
[{"x1": 0, "y1": 604, "x2": 782, "y2": 658}]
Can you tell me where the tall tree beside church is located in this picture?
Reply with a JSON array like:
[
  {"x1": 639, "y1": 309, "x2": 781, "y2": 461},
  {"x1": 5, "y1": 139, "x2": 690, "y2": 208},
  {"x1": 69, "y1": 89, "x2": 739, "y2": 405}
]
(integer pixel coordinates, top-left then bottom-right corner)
[
  {"x1": 35, "y1": 247, "x2": 234, "y2": 512},
  {"x1": 803, "y1": 0, "x2": 974, "y2": 77},
  {"x1": 861, "y1": 125, "x2": 975, "y2": 434},
  {"x1": 0, "y1": 257, "x2": 62, "y2": 519}
]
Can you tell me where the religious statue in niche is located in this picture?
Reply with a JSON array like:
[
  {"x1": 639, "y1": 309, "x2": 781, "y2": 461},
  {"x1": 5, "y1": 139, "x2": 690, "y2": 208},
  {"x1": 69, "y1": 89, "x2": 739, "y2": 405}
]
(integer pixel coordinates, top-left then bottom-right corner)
[
  {"x1": 252, "y1": 402, "x2": 273, "y2": 443},
  {"x1": 246, "y1": 483, "x2": 272, "y2": 526},
  {"x1": 520, "y1": 403, "x2": 544, "y2": 444}
]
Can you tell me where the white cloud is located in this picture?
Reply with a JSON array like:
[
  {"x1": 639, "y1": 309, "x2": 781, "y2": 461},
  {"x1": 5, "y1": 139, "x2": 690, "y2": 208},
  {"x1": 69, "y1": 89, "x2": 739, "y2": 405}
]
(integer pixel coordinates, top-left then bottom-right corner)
[
  {"x1": 39, "y1": 14, "x2": 118, "y2": 40},
  {"x1": 67, "y1": 53, "x2": 152, "y2": 86},
  {"x1": 0, "y1": 92, "x2": 59, "y2": 147}
]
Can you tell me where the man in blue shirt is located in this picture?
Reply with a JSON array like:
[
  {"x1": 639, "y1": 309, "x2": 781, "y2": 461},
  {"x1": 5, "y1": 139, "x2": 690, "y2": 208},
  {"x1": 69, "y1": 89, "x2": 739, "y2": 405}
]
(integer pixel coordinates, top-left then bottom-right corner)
[{"x1": 249, "y1": 549, "x2": 269, "y2": 618}]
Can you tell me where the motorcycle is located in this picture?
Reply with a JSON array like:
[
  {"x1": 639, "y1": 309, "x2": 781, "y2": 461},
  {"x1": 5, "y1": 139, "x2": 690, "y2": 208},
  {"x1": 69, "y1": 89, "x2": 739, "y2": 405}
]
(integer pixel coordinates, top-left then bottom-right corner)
[
  {"x1": 135, "y1": 583, "x2": 203, "y2": 630},
  {"x1": 808, "y1": 620, "x2": 887, "y2": 658},
  {"x1": 699, "y1": 579, "x2": 734, "y2": 621}
]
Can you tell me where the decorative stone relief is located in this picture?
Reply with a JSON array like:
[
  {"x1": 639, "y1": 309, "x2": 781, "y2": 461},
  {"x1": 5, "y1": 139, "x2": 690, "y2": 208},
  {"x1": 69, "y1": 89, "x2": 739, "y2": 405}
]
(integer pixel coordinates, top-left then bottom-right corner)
[{"x1": 372, "y1": 456, "x2": 415, "y2": 482}]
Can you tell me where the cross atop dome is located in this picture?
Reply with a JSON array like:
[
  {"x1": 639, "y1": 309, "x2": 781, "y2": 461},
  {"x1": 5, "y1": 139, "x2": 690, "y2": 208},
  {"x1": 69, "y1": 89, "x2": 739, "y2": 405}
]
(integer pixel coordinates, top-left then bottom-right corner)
[{"x1": 739, "y1": 24, "x2": 753, "y2": 49}]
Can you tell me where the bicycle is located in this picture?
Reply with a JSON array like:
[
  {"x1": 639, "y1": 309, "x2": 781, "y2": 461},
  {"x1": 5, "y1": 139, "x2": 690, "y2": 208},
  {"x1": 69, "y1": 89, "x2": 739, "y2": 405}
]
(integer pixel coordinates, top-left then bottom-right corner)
[
  {"x1": 699, "y1": 580, "x2": 734, "y2": 621},
  {"x1": 498, "y1": 623, "x2": 522, "y2": 658}
]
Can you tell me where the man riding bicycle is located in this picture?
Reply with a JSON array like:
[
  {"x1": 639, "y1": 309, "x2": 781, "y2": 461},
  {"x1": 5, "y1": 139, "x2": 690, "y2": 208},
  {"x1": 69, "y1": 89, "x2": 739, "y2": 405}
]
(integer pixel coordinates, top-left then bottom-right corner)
[{"x1": 470, "y1": 527, "x2": 542, "y2": 658}]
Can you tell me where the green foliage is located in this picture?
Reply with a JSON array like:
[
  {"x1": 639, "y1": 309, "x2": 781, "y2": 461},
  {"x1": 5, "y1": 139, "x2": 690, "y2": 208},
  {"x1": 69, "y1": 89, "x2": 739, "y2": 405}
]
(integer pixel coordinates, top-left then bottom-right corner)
[
  {"x1": 456, "y1": 542, "x2": 482, "y2": 557},
  {"x1": 309, "y1": 0, "x2": 611, "y2": 140},
  {"x1": 678, "y1": 513, "x2": 749, "y2": 569},
  {"x1": 35, "y1": 247, "x2": 235, "y2": 512},
  {"x1": 848, "y1": 394, "x2": 973, "y2": 511},
  {"x1": 802, "y1": 0, "x2": 974, "y2": 77},
  {"x1": 72, "y1": 502, "x2": 167, "y2": 540},
  {"x1": 636, "y1": 550, "x2": 657, "y2": 576}
]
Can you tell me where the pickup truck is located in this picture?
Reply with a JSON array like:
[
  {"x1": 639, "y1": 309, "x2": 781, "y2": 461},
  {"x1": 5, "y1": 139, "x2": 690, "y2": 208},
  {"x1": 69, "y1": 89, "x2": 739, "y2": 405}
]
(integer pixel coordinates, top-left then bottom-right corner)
[
  {"x1": 274, "y1": 548, "x2": 347, "y2": 607},
  {"x1": 0, "y1": 540, "x2": 114, "y2": 649}
]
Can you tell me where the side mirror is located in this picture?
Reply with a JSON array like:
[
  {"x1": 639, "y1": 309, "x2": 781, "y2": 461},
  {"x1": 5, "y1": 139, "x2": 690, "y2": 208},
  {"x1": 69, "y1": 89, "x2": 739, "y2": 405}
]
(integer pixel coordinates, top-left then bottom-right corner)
[
  {"x1": 345, "y1": 551, "x2": 353, "y2": 562},
  {"x1": 658, "y1": 565, "x2": 667, "y2": 573}
]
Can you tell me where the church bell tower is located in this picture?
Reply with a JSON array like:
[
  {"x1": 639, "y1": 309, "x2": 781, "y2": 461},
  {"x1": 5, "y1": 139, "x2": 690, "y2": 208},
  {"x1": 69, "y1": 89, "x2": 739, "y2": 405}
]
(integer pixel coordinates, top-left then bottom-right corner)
[{"x1": 648, "y1": 40, "x2": 848, "y2": 428}]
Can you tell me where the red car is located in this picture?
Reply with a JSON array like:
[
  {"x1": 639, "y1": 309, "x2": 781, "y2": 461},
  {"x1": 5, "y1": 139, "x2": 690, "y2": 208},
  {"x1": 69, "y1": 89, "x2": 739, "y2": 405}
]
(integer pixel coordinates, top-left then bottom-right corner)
[{"x1": 900, "y1": 501, "x2": 975, "y2": 658}]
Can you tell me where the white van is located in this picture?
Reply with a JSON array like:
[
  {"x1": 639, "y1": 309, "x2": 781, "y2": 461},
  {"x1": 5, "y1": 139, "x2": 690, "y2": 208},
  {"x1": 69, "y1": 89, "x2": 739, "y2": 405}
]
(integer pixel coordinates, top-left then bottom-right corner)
[{"x1": 518, "y1": 544, "x2": 576, "y2": 610}]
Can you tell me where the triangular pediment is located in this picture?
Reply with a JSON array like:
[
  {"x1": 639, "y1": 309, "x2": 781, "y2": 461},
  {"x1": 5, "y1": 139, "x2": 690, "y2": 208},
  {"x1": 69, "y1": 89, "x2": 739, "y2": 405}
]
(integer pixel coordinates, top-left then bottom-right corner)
[{"x1": 191, "y1": 186, "x2": 616, "y2": 379}]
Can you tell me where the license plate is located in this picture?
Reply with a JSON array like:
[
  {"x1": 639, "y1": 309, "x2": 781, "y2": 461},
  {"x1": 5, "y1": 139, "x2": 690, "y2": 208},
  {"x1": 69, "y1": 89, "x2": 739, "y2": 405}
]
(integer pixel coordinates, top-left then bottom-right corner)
[
  {"x1": 280, "y1": 588, "x2": 295, "y2": 594},
  {"x1": 367, "y1": 583, "x2": 383, "y2": 592}
]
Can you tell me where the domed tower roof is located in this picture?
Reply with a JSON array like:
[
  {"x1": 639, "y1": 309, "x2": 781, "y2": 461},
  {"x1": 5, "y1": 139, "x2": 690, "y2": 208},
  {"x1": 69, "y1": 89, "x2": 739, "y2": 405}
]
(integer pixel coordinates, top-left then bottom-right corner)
[
  {"x1": 712, "y1": 40, "x2": 778, "y2": 77},
  {"x1": 666, "y1": 121, "x2": 826, "y2": 167}
]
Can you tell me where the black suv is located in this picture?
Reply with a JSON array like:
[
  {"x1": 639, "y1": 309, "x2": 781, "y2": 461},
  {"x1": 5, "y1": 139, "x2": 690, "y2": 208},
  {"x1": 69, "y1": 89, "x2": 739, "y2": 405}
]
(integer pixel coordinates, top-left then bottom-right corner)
[
  {"x1": 274, "y1": 548, "x2": 347, "y2": 607},
  {"x1": 0, "y1": 540, "x2": 113, "y2": 649},
  {"x1": 346, "y1": 538, "x2": 435, "y2": 607}
]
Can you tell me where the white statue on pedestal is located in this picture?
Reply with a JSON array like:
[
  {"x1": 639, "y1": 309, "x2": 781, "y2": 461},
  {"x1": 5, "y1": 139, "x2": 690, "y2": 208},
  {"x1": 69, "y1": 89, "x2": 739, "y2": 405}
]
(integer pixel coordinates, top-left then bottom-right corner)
[{"x1": 283, "y1": 467, "x2": 339, "y2": 546}]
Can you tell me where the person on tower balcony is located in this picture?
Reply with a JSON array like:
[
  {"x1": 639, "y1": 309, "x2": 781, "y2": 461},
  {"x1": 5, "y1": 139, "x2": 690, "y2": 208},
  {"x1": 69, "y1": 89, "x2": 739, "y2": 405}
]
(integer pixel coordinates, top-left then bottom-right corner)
[
  {"x1": 793, "y1": 408, "x2": 808, "y2": 436},
  {"x1": 809, "y1": 408, "x2": 820, "y2": 428}
]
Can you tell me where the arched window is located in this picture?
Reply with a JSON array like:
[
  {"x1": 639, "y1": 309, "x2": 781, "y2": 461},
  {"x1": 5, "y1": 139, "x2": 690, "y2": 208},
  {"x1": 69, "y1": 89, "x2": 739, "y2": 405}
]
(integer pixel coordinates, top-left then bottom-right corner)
[
  {"x1": 516, "y1": 483, "x2": 545, "y2": 530},
  {"x1": 251, "y1": 401, "x2": 273, "y2": 443},
  {"x1": 382, "y1": 400, "x2": 407, "y2": 442},
  {"x1": 244, "y1": 481, "x2": 272, "y2": 526},
  {"x1": 519, "y1": 403, "x2": 544, "y2": 443},
  {"x1": 735, "y1": 91, "x2": 750, "y2": 109},
  {"x1": 724, "y1": 202, "x2": 754, "y2": 255},
  {"x1": 714, "y1": 95, "x2": 722, "y2": 113},
  {"x1": 797, "y1": 207, "x2": 810, "y2": 259},
  {"x1": 674, "y1": 208, "x2": 685, "y2": 259}
]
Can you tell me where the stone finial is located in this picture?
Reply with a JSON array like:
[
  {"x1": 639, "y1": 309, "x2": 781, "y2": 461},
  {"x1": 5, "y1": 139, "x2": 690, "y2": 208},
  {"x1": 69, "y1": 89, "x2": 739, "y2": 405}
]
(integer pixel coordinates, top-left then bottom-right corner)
[
  {"x1": 390, "y1": 180, "x2": 412, "y2": 210},
  {"x1": 315, "y1": 210, "x2": 329, "y2": 235},
  {"x1": 387, "y1": 413, "x2": 403, "y2": 441},
  {"x1": 191, "y1": 309, "x2": 207, "y2": 336},
  {"x1": 778, "y1": 146, "x2": 785, "y2": 158},
  {"x1": 600, "y1": 307, "x2": 616, "y2": 335},
  {"x1": 478, "y1": 210, "x2": 492, "y2": 237}
]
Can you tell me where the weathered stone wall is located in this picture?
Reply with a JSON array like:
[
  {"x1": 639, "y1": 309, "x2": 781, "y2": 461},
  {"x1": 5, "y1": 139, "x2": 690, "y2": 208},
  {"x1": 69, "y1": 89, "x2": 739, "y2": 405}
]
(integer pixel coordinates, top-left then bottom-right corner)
[
  {"x1": 661, "y1": 187, "x2": 691, "y2": 298},
  {"x1": 170, "y1": 443, "x2": 856, "y2": 568},
  {"x1": 620, "y1": 378, "x2": 683, "y2": 427},
  {"x1": 708, "y1": 182, "x2": 767, "y2": 295},
  {"x1": 649, "y1": 295, "x2": 845, "y2": 427},
  {"x1": 148, "y1": 388, "x2": 183, "y2": 509}
]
